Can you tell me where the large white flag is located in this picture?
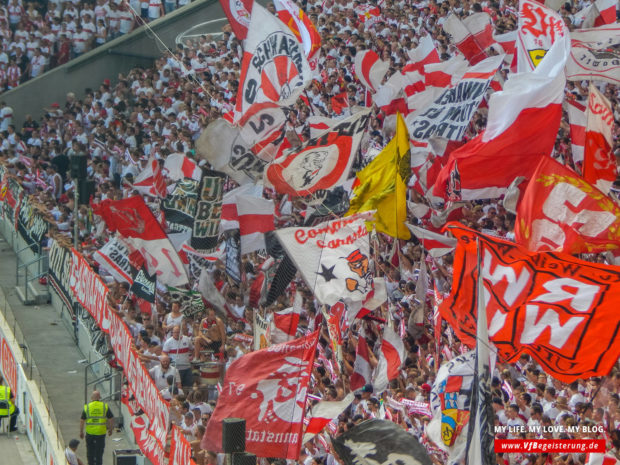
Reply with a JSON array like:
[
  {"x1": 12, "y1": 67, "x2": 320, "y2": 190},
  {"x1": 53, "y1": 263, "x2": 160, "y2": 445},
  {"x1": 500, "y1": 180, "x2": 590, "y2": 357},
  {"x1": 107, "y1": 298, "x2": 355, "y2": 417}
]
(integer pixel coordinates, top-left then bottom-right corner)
[
  {"x1": 517, "y1": 0, "x2": 566, "y2": 72},
  {"x1": 275, "y1": 212, "x2": 374, "y2": 305},
  {"x1": 235, "y1": 3, "x2": 312, "y2": 123}
]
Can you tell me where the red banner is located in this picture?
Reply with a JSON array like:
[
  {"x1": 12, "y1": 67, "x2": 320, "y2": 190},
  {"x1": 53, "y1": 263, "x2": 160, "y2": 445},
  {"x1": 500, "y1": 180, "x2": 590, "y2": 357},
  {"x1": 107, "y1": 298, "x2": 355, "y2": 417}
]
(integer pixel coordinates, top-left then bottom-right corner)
[
  {"x1": 169, "y1": 426, "x2": 196, "y2": 465},
  {"x1": 440, "y1": 224, "x2": 620, "y2": 382},
  {"x1": 70, "y1": 250, "x2": 170, "y2": 462},
  {"x1": 0, "y1": 335, "x2": 17, "y2": 394},
  {"x1": 515, "y1": 156, "x2": 620, "y2": 253},
  {"x1": 203, "y1": 332, "x2": 318, "y2": 459}
]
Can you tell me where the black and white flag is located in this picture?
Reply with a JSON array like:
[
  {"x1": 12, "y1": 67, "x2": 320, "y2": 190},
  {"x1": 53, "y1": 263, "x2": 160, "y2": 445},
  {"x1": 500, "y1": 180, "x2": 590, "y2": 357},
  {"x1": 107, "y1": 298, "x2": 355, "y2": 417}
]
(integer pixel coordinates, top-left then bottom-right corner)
[{"x1": 331, "y1": 419, "x2": 433, "y2": 465}]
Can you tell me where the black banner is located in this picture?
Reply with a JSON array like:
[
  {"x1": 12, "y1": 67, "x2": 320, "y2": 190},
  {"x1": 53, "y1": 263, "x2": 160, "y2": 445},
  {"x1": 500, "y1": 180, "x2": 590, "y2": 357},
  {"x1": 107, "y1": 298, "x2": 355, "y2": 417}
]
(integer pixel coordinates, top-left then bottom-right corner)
[
  {"x1": 48, "y1": 240, "x2": 74, "y2": 312},
  {"x1": 225, "y1": 232, "x2": 241, "y2": 283},
  {"x1": 17, "y1": 196, "x2": 49, "y2": 254},
  {"x1": 161, "y1": 178, "x2": 200, "y2": 233},
  {"x1": 190, "y1": 171, "x2": 224, "y2": 253},
  {"x1": 131, "y1": 266, "x2": 157, "y2": 303}
]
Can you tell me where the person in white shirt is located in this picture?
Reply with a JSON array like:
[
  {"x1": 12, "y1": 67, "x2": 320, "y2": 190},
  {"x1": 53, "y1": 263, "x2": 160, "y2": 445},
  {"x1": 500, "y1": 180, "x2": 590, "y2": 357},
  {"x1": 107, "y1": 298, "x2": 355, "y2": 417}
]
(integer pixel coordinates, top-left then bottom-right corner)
[
  {"x1": 72, "y1": 25, "x2": 90, "y2": 56},
  {"x1": 148, "y1": 0, "x2": 164, "y2": 21},
  {"x1": 163, "y1": 325, "x2": 194, "y2": 387},
  {"x1": 65, "y1": 439, "x2": 84, "y2": 465},
  {"x1": 148, "y1": 354, "x2": 181, "y2": 391}
]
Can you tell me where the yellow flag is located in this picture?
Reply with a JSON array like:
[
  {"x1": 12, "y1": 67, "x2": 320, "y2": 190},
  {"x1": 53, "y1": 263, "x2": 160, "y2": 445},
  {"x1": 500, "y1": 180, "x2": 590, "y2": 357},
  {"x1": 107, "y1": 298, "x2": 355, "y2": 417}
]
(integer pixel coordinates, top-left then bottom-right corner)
[{"x1": 347, "y1": 113, "x2": 411, "y2": 239}]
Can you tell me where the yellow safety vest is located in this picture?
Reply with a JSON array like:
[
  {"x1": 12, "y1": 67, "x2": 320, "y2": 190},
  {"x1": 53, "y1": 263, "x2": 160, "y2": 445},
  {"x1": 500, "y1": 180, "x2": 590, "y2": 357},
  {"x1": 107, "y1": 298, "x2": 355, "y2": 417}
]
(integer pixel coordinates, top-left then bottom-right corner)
[
  {"x1": 0, "y1": 386, "x2": 15, "y2": 416},
  {"x1": 84, "y1": 401, "x2": 108, "y2": 436}
]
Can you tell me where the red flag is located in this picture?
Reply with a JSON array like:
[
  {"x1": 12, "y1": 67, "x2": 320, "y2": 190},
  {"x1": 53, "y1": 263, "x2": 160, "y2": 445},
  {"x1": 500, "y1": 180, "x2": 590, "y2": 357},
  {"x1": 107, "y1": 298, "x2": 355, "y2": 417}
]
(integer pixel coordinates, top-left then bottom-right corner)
[
  {"x1": 92, "y1": 196, "x2": 188, "y2": 286},
  {"x1": 443, "y1": 12, "x2": 493, "y2": 64},
  {"x1": 493, "y1": 30, "x2": 517, "y2": 72},
  {"x1": 203, "y1": 332, "x2": 319, "y2": 459},
  {"x1": 515, "y1": 156, "x2": 620, "y2": 254},
  {"x1": 406, "y1": 224, "x2": 457, "y2": 258},
  {"x1": 354, "y1": 50, "x2": 389, "y2": 93},
  {"x1": 350, "y1": 334, "x2": 372, "y2": 391},
  {"x1": 578, "y1": 0, "x2": 617, "y2": 28},
  {"x1": 583, "y1": 84, "x2": 616, "y2": 193},
  {"x1": 331, "y1": 91, "x2": 349, "y2": 115},
  {"x1": 219, "y1": 0, "x2": 253, "y2": 40},
  {"x1": 441, "y1": 223, "x2": 620, "y2": 382}
]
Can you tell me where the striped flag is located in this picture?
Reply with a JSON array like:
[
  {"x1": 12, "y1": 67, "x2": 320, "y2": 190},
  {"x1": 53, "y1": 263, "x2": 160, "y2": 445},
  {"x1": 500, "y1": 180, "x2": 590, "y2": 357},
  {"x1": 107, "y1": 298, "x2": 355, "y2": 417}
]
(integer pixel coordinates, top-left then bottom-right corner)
[
  {"x1": 303, "y1": 393, "x2": 355, "y2": 442},
  {"x1": 565, "y1": 99, "x2": 586, "y2": 164},
  {"x1": 443, "y1": 12, "x2": 493, "y2": 65},
  {"x1": 406, "y1": 34, "x2": 440, "y2": 73},
  {"x1": 406, "y1": 224, "x2": 458, "y2": 258},
  {"x1": 237, "y1": 195, "x2": 275, "y2": 254},
  {"x1": 163, "y1": 153, "x2": 203, "y2": 181},
  {"x1": 373, "y1": 324, "x2": 406, "y2": 392},
  {"x1": 350, "y1": 332, "x2": 372, "y2": 391},
  {"x1": 354, "y1": 49, "x2": 389, "y2": 93}
]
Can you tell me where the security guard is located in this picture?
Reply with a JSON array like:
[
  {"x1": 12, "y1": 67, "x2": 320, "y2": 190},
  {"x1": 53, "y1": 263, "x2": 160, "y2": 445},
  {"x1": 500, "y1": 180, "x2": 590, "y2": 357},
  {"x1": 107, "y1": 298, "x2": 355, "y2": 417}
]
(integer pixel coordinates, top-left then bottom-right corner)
[
  {"x1": 79, "y1": 390, "x2": 114, "y2": 465},
  {"x1": 0, "y1": 374, "x2": 18, "y2": 432}
]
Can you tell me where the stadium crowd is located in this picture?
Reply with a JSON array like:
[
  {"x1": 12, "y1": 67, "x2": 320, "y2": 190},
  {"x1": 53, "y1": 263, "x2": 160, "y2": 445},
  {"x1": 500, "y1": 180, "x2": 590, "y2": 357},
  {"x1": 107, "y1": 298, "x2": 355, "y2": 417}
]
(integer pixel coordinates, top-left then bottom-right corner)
[
  {"x1": 0, "y1": 0, "x2": 194, "y2": 91},
  {"x1": 0, "y1": 0, "x2": 619, "y2": 464}
]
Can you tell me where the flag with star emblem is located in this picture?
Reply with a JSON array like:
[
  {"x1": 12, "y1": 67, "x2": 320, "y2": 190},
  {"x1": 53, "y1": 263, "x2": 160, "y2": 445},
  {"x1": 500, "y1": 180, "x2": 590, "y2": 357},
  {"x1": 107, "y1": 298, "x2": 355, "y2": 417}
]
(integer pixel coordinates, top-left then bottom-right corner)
[{"x1": 274, "y1": 212, "x2": 374, "y2": 306}]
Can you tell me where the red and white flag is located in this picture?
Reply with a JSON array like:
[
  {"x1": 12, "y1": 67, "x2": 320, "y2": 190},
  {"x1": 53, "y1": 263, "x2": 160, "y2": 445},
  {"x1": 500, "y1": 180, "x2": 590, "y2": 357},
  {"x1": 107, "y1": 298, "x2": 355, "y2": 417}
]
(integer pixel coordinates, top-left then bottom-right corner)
[
  {"x1": 92, "y1": 196, "x2": 189, "y2": 286},
  {"x1": 219, "y1": 0, "x2": 253, "y2": 40},
  {"x1": 274, "y1": 0, "x2": 321, "y2": 61},
  {"x1": 576, "y1": 0, "x2": 617, "y2": 28},
  {"x1": 493, "y1": 30, "x2": 517, "y2": 72},
  {"x1": 163, "y1": 153, "x2": 203, "y2": 182},
  {"x1": 272, "y1": 292, "x2": 302, "y2": 343},
  {"x1": 406, "y1": 34, "x2": 440, "y2": 73},
  {"x1": 235, "y1": 3, "x2": 312, "y2": 123},
  {"x1": 585, "y1": 453, "x2": 620, "y2": 465},
  {"x1": 94, "y1": 237, "x2": 134, "y2": 284},
  {"x1": 354, "y1": 50, "x2": 390, "y2": 93},
  {"x1": 303, "y1": 393, "x2": 355, "y2": 443},
  {"x1": 583, "y1": 84, "x2": 616, "y2": 194},
  {"x1": 350, "y1": 334, "x2": 372, "y2": 391},
  {"x1": 424, "y1": 55, "x2": 469, "y2": 88},
  {"x1": 220, "y1": 183, "x2": 264, "y2": 232},
  {"x1": 515, "y1": 156, "x2": 620, "y2": 254},
  {"x1": 237, "y1": 195, "x2": 275, "y2": 254},
  {"x1": 517, "y1": 0, "x2": 566, "y2": 72},
  {"x1": 433, "y1": 20, "x2": 569, "y2": 201},
  {"x1": 565, "y1": 99, "x2": 587, "y2": 164},
  {"x1": 265, "y1": 109, "x2": 371, "y2": 196},
  {"x1": 373, "y1": 324, "x2": 406, "y2": 392},
  {"x1": 133, "y1": 157, "x2": 167, "y2": 198},
  {"x1": 443, "y1": 12, "x2": 494, "y2": 65},
  {"x1": 203, "y1": 332, "x2": 319, "y2": 459},
  {"x1": 407, "y1": 224, "x2": 457, "y2": 258},
  {"x1": 357, "y1": 4, "x2": 381, "y2": 26}
]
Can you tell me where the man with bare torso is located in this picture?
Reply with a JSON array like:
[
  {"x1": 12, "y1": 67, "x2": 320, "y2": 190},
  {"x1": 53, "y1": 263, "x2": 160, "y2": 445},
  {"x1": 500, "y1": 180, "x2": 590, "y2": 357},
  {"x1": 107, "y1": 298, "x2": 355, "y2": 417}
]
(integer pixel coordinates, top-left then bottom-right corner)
[{"x1": 193, "y1": 308, "x2": 226, "y2": 361}]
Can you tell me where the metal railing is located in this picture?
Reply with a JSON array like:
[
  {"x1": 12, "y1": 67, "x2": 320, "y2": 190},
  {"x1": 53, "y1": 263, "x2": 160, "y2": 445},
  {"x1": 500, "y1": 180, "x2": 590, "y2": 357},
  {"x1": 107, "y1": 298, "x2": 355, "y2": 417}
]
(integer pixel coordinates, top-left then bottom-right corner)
[{"x1": 15, "y1": 240, "x2": 50, "y2": 305}]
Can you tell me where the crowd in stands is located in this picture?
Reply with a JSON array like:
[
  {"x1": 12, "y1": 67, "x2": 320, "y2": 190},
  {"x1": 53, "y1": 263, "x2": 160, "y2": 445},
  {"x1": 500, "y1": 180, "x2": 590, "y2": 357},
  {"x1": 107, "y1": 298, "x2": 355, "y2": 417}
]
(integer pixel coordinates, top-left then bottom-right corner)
[
  {"x1": 0, "y1": 0, "x2": 620, "y2": 464},
  {"x1": 0, "y1": 0, "x2": 193, "y2": 91}
]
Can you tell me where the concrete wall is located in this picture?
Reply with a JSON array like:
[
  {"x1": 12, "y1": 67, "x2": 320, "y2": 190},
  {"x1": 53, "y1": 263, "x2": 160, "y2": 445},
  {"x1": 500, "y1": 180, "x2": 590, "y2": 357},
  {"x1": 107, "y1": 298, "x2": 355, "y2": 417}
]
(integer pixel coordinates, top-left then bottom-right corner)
[{"x1": 4, "y1": 0, "x2": 224, "y2": 128}]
